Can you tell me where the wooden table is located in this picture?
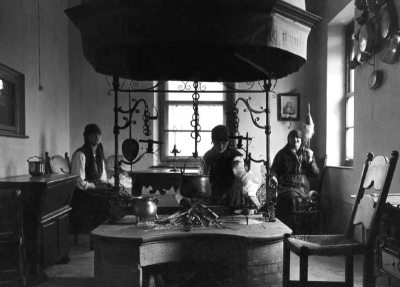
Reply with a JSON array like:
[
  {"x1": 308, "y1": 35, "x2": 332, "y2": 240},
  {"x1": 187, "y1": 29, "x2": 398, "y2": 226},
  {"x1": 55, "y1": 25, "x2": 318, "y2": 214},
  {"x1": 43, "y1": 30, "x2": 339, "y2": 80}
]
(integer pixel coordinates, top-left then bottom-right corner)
[
  {"x1": 92, "y1": 214, "x2": 292, "y2": 287},
  {"x1": 0, "y1": 174, "x2": 78, "y2": 279}
]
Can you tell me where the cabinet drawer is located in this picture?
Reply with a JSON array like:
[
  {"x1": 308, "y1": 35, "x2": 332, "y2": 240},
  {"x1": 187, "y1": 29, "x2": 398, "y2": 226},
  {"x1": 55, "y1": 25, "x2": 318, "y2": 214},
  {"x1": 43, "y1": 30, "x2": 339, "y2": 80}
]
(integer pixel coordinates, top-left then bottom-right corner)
[{"x1": 381, "y1": 249, "x2": 400, "y2": 278}]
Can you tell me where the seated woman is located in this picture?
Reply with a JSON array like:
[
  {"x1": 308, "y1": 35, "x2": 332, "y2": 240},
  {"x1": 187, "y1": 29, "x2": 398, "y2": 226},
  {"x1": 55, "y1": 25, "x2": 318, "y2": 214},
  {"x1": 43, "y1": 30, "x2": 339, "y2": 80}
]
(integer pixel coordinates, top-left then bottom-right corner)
[
  {"x1": 70, "y1": 123, "x2": 113, "y2": 247},
  {"x1": 270, "y1": 129, "x2": 319, "y2": 230}
]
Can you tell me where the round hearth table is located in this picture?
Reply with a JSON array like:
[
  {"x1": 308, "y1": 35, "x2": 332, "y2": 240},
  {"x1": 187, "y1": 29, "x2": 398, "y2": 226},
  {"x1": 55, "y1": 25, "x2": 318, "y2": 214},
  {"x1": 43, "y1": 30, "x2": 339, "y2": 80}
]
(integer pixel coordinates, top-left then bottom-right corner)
[{"x1": 92, "y1": 214, "x2": 292, "y2": 287}]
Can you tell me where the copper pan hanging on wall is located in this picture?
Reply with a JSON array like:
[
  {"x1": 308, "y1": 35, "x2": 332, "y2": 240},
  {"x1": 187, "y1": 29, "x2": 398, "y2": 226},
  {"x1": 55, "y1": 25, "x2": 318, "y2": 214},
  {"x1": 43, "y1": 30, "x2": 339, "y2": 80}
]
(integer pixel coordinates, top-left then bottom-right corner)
[{"x1": 359, "y1": 21, "x2": 375, "y2": 54}]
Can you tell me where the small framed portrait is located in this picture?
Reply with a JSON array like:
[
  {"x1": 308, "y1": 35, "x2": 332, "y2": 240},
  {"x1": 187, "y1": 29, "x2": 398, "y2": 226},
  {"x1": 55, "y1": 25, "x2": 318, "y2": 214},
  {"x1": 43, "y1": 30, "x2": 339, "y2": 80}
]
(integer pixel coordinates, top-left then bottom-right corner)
[{"x1": 277, "y1": 93, "x2": 300, "y2": 121}]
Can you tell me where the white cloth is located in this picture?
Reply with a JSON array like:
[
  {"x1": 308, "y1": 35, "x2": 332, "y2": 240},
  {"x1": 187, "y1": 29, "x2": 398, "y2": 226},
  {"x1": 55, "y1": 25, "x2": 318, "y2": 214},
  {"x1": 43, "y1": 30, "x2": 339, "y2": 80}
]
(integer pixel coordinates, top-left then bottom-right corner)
[
  {"x1": 231, "y1": 156, "x2": 259, "y2": 198},
  {"x1": 70, "y1": 151, "x2": 108, "y2": 190}
]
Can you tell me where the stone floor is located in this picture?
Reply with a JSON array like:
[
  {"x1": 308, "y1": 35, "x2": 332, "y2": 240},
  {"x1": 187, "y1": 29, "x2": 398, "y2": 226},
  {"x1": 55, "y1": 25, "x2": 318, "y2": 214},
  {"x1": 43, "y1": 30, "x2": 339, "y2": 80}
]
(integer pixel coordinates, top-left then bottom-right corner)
[{"x1": 32, "y1": 234, "x2": 398, "y2": 287}]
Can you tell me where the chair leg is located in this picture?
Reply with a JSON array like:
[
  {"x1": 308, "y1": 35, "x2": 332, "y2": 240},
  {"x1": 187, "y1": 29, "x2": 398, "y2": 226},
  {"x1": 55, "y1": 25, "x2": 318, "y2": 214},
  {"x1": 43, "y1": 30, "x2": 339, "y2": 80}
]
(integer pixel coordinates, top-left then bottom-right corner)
[
  {"x1": 344, "y1": 255, "x2": 354, "y2": 287},
  {"x1": 283, "y1": 239, "x2": 290, "y2": 287},
  {"x1": 363, "y1": 251, "x2": 376, "y2": 287},
  {"x1": 299, "y1": 254, "x2": 308, "y2": 284}
]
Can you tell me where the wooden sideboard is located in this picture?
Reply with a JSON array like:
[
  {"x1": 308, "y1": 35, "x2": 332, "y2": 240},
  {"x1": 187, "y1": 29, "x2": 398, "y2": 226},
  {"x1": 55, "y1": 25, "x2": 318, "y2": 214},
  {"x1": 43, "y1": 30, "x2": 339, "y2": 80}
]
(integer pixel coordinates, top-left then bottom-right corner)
[
  {"x1": 0, "y1": 174, "x2": 78, "y2": 278},
  {"x1": 378, "y1": 195, "x2": 400, "y2": 286}
]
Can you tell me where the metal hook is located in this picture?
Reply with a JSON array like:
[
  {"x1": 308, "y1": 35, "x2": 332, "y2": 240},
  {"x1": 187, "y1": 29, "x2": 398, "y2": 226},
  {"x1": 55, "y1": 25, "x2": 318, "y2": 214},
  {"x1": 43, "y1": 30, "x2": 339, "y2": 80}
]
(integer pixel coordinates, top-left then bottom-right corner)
[{"x1": 288, "y1": 115, "x2": 293, "y2": 129}]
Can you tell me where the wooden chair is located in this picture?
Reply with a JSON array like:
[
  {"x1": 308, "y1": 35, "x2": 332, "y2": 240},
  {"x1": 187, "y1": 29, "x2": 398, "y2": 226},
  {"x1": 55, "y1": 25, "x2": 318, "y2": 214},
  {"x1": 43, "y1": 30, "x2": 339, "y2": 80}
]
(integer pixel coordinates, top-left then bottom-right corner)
[
  {"x1": 292, "y1": 154, "x2": 328, "y2": 235},
  {"x1": 45, "y1": 152, "x2": 70, "y2": 174},
  {"x1": 283, "y1": 151, "x2": 399, "y2": 287},
  {"x1": 0, "y1": 189, "x2": 27, "y2": 287}
]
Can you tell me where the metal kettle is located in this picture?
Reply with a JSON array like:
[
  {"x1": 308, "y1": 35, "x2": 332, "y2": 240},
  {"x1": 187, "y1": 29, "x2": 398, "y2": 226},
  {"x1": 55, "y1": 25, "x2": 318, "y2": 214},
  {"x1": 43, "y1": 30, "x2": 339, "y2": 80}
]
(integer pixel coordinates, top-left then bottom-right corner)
[
  {"x1": 180, "y1": 157, "x2": 211, "y2": 199},
  {"x1": 131, "y1": 196, "x2": 158, "y2": 219}
]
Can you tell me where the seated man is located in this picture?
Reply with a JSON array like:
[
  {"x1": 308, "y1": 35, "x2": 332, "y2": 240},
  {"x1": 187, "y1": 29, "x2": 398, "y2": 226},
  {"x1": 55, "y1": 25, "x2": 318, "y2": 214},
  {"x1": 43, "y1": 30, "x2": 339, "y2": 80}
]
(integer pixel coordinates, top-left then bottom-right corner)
[
  {"x1": 203, "y1": 125, "x2": 261, "y2": 210},
  {"x1": 270, "y1": 129, "x2": 319, "y2": 229}
]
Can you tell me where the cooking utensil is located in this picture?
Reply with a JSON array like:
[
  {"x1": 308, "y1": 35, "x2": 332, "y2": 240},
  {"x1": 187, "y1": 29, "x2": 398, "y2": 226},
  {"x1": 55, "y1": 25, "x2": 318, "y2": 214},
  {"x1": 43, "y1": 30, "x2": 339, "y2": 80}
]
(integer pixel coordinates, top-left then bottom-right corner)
[
  {"x1": 379, "y1": 33, "x2": 400, "y2": 64},
  {"x1": 359, "y1": 22, "x2": 375, "y2": 54},
  {"x1": 368, "y1": 70, "x2": 382, "y2": 89},
  {"x1": 131, "y1": 196, "x2": 158, "y2": 219},
  {"x1": 122, "y1": 138, "x2": 140, "y2": 162},
  {"x1": 180, "y1": 157, "x2": 211, "y2": 199},
  {"x1": 356, "y1": 49, "x2": 370, "y2": 65},
  {"x1": 27, "y1": 156, "x2": 45, "y2": 176}
]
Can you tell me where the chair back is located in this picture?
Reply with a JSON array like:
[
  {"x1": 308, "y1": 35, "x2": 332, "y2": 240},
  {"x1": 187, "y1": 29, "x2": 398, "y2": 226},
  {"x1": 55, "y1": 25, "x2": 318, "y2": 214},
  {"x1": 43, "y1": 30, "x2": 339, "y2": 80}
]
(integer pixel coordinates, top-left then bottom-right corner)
[
  {"x1": 347, "y1": 151, "x2": 399, "y2": 245},
  {"x1": 45, "y1": 152, "x2": 71, "y2": 174}
]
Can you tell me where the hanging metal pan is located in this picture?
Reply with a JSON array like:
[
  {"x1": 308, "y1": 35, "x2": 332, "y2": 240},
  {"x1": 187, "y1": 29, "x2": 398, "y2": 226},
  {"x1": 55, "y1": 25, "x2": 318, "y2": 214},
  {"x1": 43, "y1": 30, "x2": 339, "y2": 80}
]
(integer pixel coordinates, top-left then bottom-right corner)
[
  {"x1": 122, "y1": 138, "x2": 140, "y2": 162},
  {"x1": 359, "y1": 22, "x2": 375, "y2": 54},
  {"x1": 368, "y1": 70, "x2": 382, "y2": 90},
  {"x1": 379, "y1": 33, "x2": 400, "y2": 64},
  {"x1": 356, "y1": 49, "x2": 370, "y2": 65}
]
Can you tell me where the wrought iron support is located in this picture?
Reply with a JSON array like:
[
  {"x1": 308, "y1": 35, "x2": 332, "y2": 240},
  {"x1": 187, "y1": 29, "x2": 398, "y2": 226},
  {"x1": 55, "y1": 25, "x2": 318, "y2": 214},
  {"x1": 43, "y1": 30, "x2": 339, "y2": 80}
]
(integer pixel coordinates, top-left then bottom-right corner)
[
  {"x1": 112, "y1": 76, "x2": 120, "y2": 192},
  {"x1": 232, "y1": 77, "x2": 277, "y2": 218}
]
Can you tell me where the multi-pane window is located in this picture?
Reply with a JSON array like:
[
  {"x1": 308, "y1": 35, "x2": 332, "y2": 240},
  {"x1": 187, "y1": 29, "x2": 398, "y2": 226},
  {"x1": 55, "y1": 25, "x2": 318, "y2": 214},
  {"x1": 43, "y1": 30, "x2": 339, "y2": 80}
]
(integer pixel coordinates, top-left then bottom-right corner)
[
  {"x1": 345, "y1": 21, "x2": 355, "y2": 164},
  {"x1": 159, "y1": 81, "x2": 230, "y2": 161}
]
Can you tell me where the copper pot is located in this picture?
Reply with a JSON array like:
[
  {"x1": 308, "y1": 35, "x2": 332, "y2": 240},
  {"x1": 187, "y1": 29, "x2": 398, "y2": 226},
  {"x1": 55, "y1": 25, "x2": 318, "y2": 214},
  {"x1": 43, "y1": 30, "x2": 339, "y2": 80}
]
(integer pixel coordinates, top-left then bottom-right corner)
[
  {"x1": 180, "y1": 157, "x2": 211, "y2": 199},
  {"x1": 131, "y1": 196, "x2": 158, "y2": 218},
  {"x1": 27, "y1": 156, "x2": 45, "y2": 176}
]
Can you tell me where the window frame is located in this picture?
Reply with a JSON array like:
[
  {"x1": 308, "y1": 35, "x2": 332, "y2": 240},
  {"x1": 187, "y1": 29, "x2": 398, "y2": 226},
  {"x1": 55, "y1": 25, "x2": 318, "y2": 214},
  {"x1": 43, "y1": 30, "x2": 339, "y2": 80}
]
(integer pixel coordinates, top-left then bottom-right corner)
[
  {"x1": 157, "y1": 81, "x2": 234, "y2": 163},
  {"x1": 0, "y1": 63, "x2": 27, "y2": 138},
  {"x1": 344, "y1": 21, "x2": 355, "y2": 166}
]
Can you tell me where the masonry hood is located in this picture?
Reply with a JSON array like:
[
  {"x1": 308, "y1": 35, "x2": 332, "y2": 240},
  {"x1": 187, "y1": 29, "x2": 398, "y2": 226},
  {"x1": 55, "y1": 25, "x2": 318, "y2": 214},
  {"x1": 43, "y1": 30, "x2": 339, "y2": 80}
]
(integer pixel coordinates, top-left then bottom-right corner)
[{"x1": 65, "y1": 0, "x2": 320, "y2": 82}]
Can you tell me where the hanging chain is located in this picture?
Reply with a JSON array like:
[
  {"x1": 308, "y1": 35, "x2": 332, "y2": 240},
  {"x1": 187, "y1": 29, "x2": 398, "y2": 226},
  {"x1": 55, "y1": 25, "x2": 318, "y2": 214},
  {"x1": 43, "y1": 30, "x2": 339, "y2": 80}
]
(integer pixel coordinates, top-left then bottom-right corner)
[
  {"x1": 190, "y1": 82, "x2": 201, "y2": 157},
  {"x1": 142, "y1": 104, "x2": 152, "y2": 136}
]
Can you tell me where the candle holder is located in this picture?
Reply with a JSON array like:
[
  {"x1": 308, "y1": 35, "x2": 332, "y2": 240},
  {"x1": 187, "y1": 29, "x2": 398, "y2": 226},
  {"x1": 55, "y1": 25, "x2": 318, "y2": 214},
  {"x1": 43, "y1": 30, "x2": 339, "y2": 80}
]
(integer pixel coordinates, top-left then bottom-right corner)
[{"x1": 170, "y1": 144, "x2": 181, "y2": 172}]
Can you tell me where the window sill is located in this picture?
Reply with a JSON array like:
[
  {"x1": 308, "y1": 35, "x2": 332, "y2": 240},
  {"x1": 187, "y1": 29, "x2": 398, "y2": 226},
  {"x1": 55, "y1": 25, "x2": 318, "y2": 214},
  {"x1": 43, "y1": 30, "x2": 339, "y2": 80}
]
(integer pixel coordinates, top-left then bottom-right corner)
[
  {"x1": 325, "y1": 165, "x2": 353, "y2": 170},
  {"x1": 0, "y1": 133, "x2": 29, "y2": 139}
]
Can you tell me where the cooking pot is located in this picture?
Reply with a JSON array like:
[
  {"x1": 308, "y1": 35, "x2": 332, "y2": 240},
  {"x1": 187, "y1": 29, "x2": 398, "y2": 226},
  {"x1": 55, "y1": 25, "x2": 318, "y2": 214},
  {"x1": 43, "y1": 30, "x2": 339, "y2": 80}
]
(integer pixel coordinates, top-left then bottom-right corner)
[
  {"x1": 359, "y1": 22, "x2": 375, "y2": 54},
  {"x1": 27, "y1": 156, "x2": 45, "y2": 176},
  {"x1": 131, "y1": 196, "x2": 158, "y2": 218},
  {"x1": 180, "y1": 157, "x2": 211, "y2": 199}
]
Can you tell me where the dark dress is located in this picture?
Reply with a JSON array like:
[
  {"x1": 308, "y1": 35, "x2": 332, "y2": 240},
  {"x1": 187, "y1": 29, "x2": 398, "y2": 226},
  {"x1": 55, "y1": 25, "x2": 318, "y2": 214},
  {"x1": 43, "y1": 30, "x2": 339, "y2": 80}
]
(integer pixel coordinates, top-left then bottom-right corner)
[{"x1": 271, "y1": 144, "x2": 319, "y2": 228}]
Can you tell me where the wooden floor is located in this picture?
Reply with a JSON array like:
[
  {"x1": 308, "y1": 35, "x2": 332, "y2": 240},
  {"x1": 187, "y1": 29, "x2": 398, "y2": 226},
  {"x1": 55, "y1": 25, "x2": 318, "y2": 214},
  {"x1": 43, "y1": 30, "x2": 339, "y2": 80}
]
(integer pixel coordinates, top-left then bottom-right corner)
[{"x1": 31, "y1": 234, "x2": 398, "y2": 287}]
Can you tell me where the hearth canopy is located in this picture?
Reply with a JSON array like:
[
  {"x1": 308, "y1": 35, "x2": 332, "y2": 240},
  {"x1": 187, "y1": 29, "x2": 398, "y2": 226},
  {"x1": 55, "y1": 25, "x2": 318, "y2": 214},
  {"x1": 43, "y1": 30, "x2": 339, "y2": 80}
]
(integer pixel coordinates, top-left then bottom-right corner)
[{"x1": 65, "y1": 0, "x2": 320, "y2": 82}]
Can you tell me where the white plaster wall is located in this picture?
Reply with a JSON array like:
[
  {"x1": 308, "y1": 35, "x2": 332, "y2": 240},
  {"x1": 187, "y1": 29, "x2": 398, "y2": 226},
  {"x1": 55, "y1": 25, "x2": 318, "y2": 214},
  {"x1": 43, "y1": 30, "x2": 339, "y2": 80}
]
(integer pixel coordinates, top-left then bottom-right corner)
[{"x1": 0, "y1": 0, "x2": 69, "y2": 177}]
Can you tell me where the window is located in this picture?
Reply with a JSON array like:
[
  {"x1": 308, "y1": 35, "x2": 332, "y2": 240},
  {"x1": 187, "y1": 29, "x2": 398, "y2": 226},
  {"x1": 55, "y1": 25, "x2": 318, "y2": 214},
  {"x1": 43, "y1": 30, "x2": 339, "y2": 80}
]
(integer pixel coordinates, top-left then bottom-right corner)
[
  {"x1": 345, "y1": 22, "x2": 355, "y2": 165},
  {"x1": 158, "y1": 81, "x2": 232, "y2": 162},
  {"x1": 0, "y1": 63, "x2": 26, "y2": 138}
]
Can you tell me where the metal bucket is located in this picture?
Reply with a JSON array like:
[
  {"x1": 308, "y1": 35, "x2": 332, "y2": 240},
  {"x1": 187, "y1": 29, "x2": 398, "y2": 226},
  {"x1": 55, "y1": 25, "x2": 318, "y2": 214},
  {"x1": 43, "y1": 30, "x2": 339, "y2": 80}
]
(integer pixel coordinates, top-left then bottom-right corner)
[
  {"x1": 27, "y1": 156, "x2": 45, "y2": 176},
  {"x1": 180, "y1": 157, "x2": 211, "y2": 199}
]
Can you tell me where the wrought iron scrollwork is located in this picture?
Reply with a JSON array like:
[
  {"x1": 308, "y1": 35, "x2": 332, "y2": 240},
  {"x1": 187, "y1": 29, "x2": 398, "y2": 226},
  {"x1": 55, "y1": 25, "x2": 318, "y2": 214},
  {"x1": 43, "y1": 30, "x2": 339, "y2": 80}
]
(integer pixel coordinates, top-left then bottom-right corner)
[{"x1": 229, "y1": 78, "x2": 277, "y2": 218}]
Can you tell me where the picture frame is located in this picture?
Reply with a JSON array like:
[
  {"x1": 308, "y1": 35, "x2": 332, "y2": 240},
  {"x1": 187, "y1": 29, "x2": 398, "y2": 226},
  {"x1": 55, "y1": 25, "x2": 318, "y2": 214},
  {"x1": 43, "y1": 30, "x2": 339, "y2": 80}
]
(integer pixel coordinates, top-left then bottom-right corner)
[
  {"x1": 0, "y1": 63, "x2": 26, "y2": 137},
  {"x1": 277, "y1": 93, "x2": 300, "y2": 121}
]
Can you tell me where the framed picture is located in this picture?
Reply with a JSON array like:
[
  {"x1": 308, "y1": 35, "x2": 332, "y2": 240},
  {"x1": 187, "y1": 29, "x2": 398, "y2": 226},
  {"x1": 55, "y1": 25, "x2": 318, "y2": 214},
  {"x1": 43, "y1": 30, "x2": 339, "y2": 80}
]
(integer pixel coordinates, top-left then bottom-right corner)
[{"x1": 277, "y1": 93, "x2": 300, "y2": 121}]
